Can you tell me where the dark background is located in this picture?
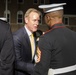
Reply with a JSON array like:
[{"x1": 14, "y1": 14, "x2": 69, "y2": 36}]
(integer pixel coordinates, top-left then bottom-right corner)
[{"x1": 50, "y1": 0, "x2": 76, "y2": 15}]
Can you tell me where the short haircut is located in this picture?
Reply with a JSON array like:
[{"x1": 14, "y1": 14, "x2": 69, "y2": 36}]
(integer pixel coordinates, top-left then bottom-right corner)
[{"x1": 24, "y1": 8, "x2": 41, "y2": 18}]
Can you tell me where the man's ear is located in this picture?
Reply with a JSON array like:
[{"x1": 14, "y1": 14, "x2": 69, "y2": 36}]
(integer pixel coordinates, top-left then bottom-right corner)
[
  {"x1": 46, "y1": 15, "x2": 51, "y2": 21},
  {"x1": 25, "y1": 17, "x2": 28, "y2": 23},
  {"x1": 46, "y1": 15, "x2": 49, "y2": 19}
]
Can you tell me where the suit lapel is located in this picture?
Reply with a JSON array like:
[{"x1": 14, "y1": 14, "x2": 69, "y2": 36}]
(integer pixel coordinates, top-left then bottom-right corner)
[
  {"x1": 23, "y1": 27, "x2": 31, "y2": 47},
  {"x1": 22, "y1": 27, "x2": 37, "y2": 61},
  {"x1": 22, "y1": 27, "x2": 32, "y2": 60}
]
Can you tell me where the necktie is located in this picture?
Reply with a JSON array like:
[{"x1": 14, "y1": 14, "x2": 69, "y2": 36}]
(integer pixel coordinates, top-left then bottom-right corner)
[{"x1": 30, "y1": 34, "x2": 35, "y2": 59}]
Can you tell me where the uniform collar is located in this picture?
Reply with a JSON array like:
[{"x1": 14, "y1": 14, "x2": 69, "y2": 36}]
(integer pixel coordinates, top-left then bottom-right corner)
[{"x1": 50, "y1": 23, "x2": 64, "y2": 29}]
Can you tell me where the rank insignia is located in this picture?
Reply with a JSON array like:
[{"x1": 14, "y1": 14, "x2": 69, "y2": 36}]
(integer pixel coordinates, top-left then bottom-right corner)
[{"x1": 36, "y1": 47, "x2": 41, "y2": 63}]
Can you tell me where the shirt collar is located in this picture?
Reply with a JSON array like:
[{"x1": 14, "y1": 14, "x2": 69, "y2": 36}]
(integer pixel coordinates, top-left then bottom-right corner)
[{"x1": 24, "y1": 26, "x2": 32, "y2": 37}]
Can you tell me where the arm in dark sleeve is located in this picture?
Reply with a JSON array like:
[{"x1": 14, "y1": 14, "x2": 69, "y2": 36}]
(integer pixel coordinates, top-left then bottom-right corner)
[
  {"x1": 0, "y1": 24, "x2": 15, "y2": 75},
  {"x1": 33, "y1": 36, "x2": 52, "y2": 75},
  {"x1": 13, "y1": 35, "x2": 34, "y2": 74}
]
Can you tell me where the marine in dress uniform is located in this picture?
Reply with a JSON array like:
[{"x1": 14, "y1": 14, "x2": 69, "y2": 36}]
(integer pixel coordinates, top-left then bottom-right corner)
[{"x1": 33, "y1": 3, "x2": 76, "y2": 75}]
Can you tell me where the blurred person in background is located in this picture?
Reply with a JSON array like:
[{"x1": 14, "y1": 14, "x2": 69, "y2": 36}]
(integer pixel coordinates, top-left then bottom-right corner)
[{"x1": 0, "y1": 19, "x2": 15, "y2": 75}]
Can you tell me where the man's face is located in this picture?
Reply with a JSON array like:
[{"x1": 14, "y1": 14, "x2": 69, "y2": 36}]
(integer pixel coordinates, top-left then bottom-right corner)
[{"x1": 25, "y1": 12, "x2": 40, "y2": 32}]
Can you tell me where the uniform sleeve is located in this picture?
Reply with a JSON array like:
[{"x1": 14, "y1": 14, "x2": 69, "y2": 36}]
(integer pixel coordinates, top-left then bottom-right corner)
[
  {"x1": 33, "y1": 36, "x2": 52, "y2": 75},
  {"x1": 0, "y1": 25, "x2": 15, "y2": 75}
]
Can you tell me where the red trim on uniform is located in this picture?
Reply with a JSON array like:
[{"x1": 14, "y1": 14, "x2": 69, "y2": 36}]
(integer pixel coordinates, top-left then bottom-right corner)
[{"x1": 44, "y1": 25, "x2": 65, "y2": 34}]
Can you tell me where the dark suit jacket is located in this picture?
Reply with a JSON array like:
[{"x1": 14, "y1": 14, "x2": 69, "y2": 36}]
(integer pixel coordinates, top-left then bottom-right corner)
[
  {"x1": 0, "y1": 20, "x2": 15, "y2": 75},
  {"x1": 13, "y1": 27, "x2": 36, "y2": 75}
]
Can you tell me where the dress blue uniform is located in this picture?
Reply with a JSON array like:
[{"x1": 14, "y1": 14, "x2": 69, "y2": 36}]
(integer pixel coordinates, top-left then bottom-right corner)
[
  {"x1": 32, "y1": 3, "x2": 76, "y2": 75},
  {"x1": 34, "y1": 23, "x2": 76, "y2": 75}
]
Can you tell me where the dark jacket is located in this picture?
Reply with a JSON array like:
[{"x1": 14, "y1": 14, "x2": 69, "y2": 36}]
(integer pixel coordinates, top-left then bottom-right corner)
[
  {"x1": 13, "y1": 27, "x2": 36, "y2": 75},
  {"x1": 34, "y1": 23, "x2": 76, "y2": 75},
  {"x1": 0, "y1": 20, "x2": 15, "y2": 75}
]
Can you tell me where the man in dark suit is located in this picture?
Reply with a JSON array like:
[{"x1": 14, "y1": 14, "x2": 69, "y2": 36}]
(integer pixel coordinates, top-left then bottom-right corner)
[
  {"x1": 13, "y1": 8, "x2": 41, "y2": 75},
  {"x1": 0, "y1": 19, "x2": 15, "y2": 75},
  {"x1": 33, "y1": 3, "x2": 76, "y2": 75}
]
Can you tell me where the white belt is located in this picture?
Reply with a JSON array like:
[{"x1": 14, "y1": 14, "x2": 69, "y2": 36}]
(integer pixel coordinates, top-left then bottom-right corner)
[{"x1": 48, "y1": 64, "x2": 76, "y2": 75}]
